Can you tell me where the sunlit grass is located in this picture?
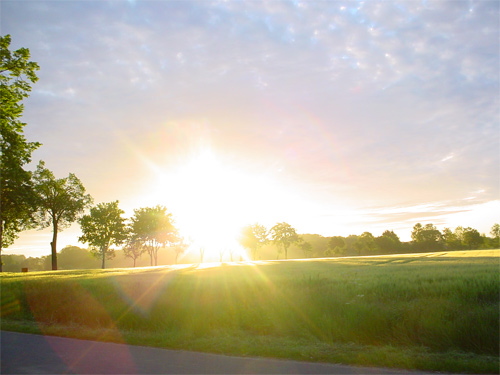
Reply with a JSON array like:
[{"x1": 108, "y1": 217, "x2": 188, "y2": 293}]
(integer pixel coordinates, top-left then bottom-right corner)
[{"x1": 1, "y1": 250, "x2": 499, "y2": 373}]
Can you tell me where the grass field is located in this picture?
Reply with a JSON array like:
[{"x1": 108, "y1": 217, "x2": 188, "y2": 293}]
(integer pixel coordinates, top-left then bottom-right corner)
[{"x1": 1, "y1": 250, "x2": 499, "y2": 373}]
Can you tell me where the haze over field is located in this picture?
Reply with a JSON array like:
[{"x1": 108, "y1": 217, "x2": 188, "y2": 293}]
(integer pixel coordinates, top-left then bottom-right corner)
[{"x1": 2, "y1": 0, "x2": 499, "y2": 257}]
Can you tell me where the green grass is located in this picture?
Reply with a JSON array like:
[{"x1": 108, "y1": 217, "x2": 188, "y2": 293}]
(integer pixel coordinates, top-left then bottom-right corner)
[{"x1": 1, "y1": 250, "x2": 499, "y2": 373}]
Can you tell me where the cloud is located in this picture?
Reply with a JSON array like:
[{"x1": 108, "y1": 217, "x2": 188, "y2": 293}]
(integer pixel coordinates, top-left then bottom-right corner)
[{"x1": 2, "y1": 0, "x2": 498, "y2": 255}]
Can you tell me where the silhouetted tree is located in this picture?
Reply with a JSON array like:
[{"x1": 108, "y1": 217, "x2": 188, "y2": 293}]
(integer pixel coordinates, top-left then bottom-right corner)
[
  {"x1": 375, "y1": 230, "x2": 402, "y2": 253},
  {"x1": 240, "y1": 223, "x2": 268, "y2": 260},
  {"x1": 0, "y1": 35, "x2": 40, "y2": 271},
  {"x1": 442, "y1": 227, "x2": 462, "y2": 250},
  {"x1": 490, "y1": 223, "x2": 500, "y2": 248},
  {"x1": 270, "y1": 222, "x2": 301, "y2": 260},
  {"x1": 122, "y1": 238, "x2": 146, "y2": 267},
  {"x1": 33, "y1": 161, "x2": 93, "y2": 270},
  {"x1": 131, "y1": 205, "x2": 178, "y2": 266},
  {"x1": 359, "y1": 232, "x2": 378, "y2": 254},
  {"x1": 462, "y1": 227, "x2": 482, "y2": 250},
  {"x1": 172, "y1": 240, "x2": 188, "y2": 264},
  {"x1": 411, "y1": 223, "x2": 443, "y2": 252},
  {"x1": 79, "y1": 201, "x2": 128, "y2": 269}
]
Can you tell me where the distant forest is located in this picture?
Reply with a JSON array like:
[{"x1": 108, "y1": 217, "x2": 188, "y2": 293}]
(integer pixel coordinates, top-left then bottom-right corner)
[{"x1": 3, "y1": 223, "x2": 499, "y2": 272}]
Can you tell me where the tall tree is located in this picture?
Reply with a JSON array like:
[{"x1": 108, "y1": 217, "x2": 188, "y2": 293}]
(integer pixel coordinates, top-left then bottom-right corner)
[
  {"x1": 172, "y1": 240, "x2": 189, "y2": 264},
  {"x1": 355, "y1": 232, "x2": 378, "y2": 255},
  {"x1": 375, "y1": 230, "x2": 402, "y2": 253},
  {"x1": 78, "y1": 201, "x2": 128, "y2": 269},
  {"x1": 130, "y1": 205, "x2": 178, "y2": 266},
  {"x1": 299, "y1": 240, "x2": 313, "y2": 258},
  {"x1": 270, "y1": 222, "x2": 301, "y2": 260},
  {"x1": 442, "y1": 227, "x2": 462, "y2": 250},
  {"x1": 122, "y1": 237, "x2": 147, "y2": 268},
  {"x1": 240, "y1": 223, "x2": 268, "y2": 260},
  {"x1": 490, "y1": 223, "x2": 500, "y2": 248},
  {"x1": 411, "y1": 223, "x2": 443, "y2": 252},
  {"x1": 33, "y1": 161, "x2": 93, "y2": 270},
  {"x1": 0, "y1": 35, "x2": 40, "y2": 271},
  {"x1": 461, "y1": 227, "x2": 483, "y2": 250}
]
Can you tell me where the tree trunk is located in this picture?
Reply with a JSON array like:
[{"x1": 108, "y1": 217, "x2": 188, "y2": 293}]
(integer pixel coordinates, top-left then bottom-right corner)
[
  {"x1": 51, "y1": 221, "x2": 58, "y2": 270},
  {"x1": 0, "y1": 219, "x2": 3, "y2": 272},
  {"x1": 101, "y1": 247, "x2": 106, "y2": 269},
  {"x1": 285, "y1": 247, "x2": 288, "y2": 260},
  {"x1": 133, "y1": 257, "x2": 136, "y2": 267}
]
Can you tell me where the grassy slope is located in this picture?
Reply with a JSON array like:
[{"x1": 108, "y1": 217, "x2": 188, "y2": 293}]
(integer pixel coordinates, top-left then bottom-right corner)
[{"x1": 1, "y1": 250, "x2": 499, "y2": 373}]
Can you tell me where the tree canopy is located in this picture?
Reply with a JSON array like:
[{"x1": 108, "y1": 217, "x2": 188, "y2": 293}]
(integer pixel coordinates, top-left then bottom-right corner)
[
  {"x1": 270, "y1": 222, "x2": 301, "y2": 260},
  {"x1": 79, "y1": 201, "x2": 128, "y2": 269},
  {"x1": 130, "y1": 205, "x2": 178, "y2": 266},
  {"x1": 33, "y1": 161, "x2": 93, "y2": 270},
  {"x1": 0, "y1": 34, "x2": 40, "y2": 271},
  {"x1": 239, "y1": 223, "x2": 268, "y2": 260}
]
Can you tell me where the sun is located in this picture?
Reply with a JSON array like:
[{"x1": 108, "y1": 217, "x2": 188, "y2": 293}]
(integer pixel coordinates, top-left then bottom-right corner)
[{"x1": 147, "y1": 148, "x2": 294, "y2": 261}]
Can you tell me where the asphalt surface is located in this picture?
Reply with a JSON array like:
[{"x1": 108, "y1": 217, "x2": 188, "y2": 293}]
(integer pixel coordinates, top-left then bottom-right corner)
[{"x1": 1, "y1": 331, "x2": 429, "y2": 374}]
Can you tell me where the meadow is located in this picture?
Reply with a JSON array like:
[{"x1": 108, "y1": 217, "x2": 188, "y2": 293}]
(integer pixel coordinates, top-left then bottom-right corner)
[{"x1": 1, "y1": 250, "x2": 499, "y2": 373}]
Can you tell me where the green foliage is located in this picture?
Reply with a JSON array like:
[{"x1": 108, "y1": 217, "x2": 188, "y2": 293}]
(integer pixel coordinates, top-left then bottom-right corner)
[
  {"x1": 58, "y1": 246, "x2": 100, "y2": 270},
  {"x1": 130, "y1": 205, "x2": 178, "y2": 266},
  {"x1": 411, "y1": 223, "x2": 443, "y2": 252},
  {"x1": 33, "y1": 161, "x2": 93, "y2": 270},
  {"x1": 0, "y1": 35, "x2": 41, "y2": 263},
  {"x1": 239, "y1": 223, "x2": 268, "y2": 260},
  {"x1": 78, "y1": 201, "x2": 128, "y2": 269},
  {"x1": 270, "y1": 222, "x2": 301, "y2": 260},
  {"x1": 328, "y1": 236, "x2": 345, "y2": 251},
  {"x1": 299, "y1": 240, "x2": 313, "y2": 258},
  {"x1": 490, "y1": 224, "x2": 500, "y2": 248},
  {"x1": 1, "y1": 250, "x2": 498, "y2": 374},
  {"x1": 462, "y1": 227, "x2": 483, "y2": 250}
]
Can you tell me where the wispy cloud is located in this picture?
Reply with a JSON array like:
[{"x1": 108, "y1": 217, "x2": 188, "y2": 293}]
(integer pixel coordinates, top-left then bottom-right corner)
[{"x1": 2, "y1": 0, "x2": 498, "y2": 255}]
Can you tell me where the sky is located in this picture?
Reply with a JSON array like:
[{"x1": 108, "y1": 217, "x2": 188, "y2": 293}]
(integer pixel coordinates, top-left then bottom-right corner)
[{"x1": 2, "y1": 0, "x2": 499, "y2": 258}]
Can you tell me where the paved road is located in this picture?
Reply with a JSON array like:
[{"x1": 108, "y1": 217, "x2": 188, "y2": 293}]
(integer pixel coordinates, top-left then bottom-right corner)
[{"x1": 1, "y1": 331, "x2": 428, "y2": 374}]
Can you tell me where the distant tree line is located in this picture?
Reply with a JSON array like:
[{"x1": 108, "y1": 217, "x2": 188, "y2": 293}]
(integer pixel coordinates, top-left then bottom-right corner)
[
  {"x1": 239, "y1": 222, "x2": 500, "y2": 261},
  {"x1": 3, "y1": 222, "x2": 498, "y2": 272}
]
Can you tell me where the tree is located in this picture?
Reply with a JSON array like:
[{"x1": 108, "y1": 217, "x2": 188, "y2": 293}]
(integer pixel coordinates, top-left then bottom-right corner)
[
  {"x1": 58, "y1": 245, "x2": 99, "y2": 270},
  {"x1": 411, "y1": 223, "x2": 443, "y2": 252},
  {"x1": 328, "y1": 236, "x2": 345, "y2": 251},
  {"x1": 240, "y1": 223, "x2": 268, "y2": 260},
  {"x1": 490, "y1": 223, "x2": 500, "y2": 248},
  {"x1": 0, "y1": 35, "x2": 40, "y2": 271},
  {"x1": 172, "y1": 240, "x2": 188, "y2": 264},
  {"x1": 442, "y1": 227, "x2": 462, "y2": 250},
  {"x1": 199, "y1": 246, "x2": 205, "y2": 263},
  {"x1": 122, "y1": 238, "x2": 147, "y2": 268},
  {"x1": 375, "y1": 230, "x2": 402, "y2": 253},
  {"x1": 130, "y1": 205, "x2": 178, "y2": 266},
  {"x1": 299, "y1": 240, "x2": 313, "y2": 258},
  {"x1": 78, "y1": 201, "x2": 128, "y2": 269},
  {"x1": 33, "y1": 161, "x2": 93, "y2": 270},
  {"x1": 270, "y1": 222, "x2": 301, "y2": 260},
  {"x1": 357, "y1": 232, "x2": 378, "y2": 254},
  {"x1": 218, "y1": 248, "x2": 226, "y2": 262},
  {"x1": 461, "y1": 227, "x2": 483, "y2": 250}
]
